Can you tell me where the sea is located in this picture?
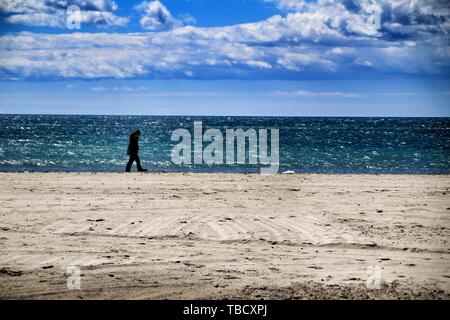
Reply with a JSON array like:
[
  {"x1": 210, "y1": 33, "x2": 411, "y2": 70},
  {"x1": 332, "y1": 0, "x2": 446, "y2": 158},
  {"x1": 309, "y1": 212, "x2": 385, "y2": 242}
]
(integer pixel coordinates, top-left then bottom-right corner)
[{"x1": 0, "y1": 114, "x2": 449, "y2": 174}]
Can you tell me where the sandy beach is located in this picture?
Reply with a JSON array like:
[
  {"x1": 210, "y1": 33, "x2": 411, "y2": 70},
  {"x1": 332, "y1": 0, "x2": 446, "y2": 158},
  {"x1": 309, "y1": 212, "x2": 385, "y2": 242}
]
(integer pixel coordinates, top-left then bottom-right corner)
[{"x1": 0, "y1": 172, "x2": 449, "y2": 299}]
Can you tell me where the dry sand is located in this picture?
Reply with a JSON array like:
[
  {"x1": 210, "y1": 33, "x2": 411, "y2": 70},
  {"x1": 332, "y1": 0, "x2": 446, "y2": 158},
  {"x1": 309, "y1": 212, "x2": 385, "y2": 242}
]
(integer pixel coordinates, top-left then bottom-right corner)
[{"x1": 0, "y1": 173, "x2": 449, "y2": 299}]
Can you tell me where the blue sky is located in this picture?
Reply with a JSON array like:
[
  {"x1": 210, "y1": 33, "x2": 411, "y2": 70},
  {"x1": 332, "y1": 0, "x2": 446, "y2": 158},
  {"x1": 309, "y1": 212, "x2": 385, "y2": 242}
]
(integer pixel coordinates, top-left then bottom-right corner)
[{"x1": 0, "y1": 0, "x2": 449, "y2": 116}]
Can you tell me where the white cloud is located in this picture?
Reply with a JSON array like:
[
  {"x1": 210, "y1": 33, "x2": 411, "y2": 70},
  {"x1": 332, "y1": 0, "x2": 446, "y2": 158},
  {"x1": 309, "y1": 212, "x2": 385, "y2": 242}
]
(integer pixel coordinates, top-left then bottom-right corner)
[
  {"x1": 246, "y1": 60, "x2": 272, "y2": 69},
  {"x1": 87, "y1": 88, "x2": 233, "y2": 97},
  {"x1": 179, "y1": 13, "x2": 196, "y2": 26},
  {"x1": 265, "y1": 0, "x2": 450, "y2": 39},
  {"x1": 5, "y1": 12, "x2": 65, "y2": 27},
  {"x1": 135, "y1": 1, "x2": 176, "y2": 31},
  {"x1": 0, "y1": 0, "x2": 128, "y2": 28},
  {"x1": 135, "y1": 1, "x2": 195, "y2": 31},
  {"x1": 263, "y1": 0, "x2": 306, "y2": 11},
  {"x1": 354, "y1": 58, "x2": 374, "y2": 67},
  {"x1": 91, "y1": 86, "x2": 107, "y2": 92},
  {"x1": 112, "y1": 86, "x2": 148, "y2": 92},
  {"x1": 0, "y1": 0, "x2": 448, "y2": 80},
  {"x1": 271, "y1": 90, "x2": 364, "y2": 98}
]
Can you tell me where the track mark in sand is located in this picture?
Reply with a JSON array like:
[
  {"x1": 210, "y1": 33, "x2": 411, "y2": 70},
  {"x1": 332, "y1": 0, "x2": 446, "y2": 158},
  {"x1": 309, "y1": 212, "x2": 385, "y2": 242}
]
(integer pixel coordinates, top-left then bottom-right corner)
[
  {"x1": 200, "y1": 215, "x2": 337, "y2": 243},
  {"x1": 0, "y1": 268, "x2": 23, "y2": 276},
  {"x1": 150, "y1": 218, "x2": 184, "y2": 237},
  {"x1": 37, "y1": 221, "x2": 93, "y2": 235},
  {"x1": 255, "y1": 218, "x2": 300, "y2": 242},
  {"x1": 225, "y1": 219, "x2": 255, "y2": 240},
  {"x1": 301, "y1": 214, "x2": 363, "y2": 245},
  {"x1": 252, "y1": 214, "x2": 369, "y2": 246},
  {"x1": 251, "y1": 218, "x2": 287, "y2": 241},
  {"x1": 232, "y1": 219, "x2": 257, "y2": 239},
  {"x1": 205, "y1": 221, "x2": 237, "y2": 240},
  {"x1": 134, "y1": 219, "x2": 166, "y2": 237},
  {"x1": 267, "y1": 217, "x2": 316, "y2": 242}
]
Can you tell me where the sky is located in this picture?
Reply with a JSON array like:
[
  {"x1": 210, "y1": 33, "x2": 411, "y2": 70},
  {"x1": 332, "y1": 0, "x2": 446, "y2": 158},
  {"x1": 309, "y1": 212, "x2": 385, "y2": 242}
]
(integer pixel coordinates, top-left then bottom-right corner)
[{"x1": 0, "y1": 0, "x2": 449, "y2": 116}]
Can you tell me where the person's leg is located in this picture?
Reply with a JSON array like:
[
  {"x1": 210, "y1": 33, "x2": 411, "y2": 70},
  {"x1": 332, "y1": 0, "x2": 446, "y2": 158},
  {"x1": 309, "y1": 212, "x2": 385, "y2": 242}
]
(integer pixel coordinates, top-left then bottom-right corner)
[
  {"x1": 125, "y1": 154, "x2": 135, "y2": 172},
  {"x1": 135, "y1": 154, "x2": 145, "y2": 171}
]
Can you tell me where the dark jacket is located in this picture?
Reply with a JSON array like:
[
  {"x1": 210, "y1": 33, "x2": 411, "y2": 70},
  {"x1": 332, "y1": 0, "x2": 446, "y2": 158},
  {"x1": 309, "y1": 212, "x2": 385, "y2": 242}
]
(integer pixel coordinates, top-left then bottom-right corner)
[{"x1": 127, "y1": 135, "x2": 139, "y2": 155}]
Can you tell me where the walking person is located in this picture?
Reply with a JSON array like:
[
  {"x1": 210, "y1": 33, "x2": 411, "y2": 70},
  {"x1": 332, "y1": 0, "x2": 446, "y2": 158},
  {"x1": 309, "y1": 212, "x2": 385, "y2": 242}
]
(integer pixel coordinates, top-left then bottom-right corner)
[{"x1": 126, "y1": 129, "x2": 148, "y2": 172}]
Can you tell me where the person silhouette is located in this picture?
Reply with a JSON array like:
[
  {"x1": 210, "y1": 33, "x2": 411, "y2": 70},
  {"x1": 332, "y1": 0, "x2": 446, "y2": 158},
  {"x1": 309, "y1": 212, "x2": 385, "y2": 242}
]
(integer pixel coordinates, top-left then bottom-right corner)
[{"x1": 125, "y1": 129, "x2": 148, "y2": 172}]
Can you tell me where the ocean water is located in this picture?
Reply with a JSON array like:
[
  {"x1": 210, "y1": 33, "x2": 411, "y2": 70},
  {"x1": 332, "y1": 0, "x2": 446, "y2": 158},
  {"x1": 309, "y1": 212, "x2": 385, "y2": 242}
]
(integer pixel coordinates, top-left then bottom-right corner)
[{"x1": 0, "y1": 114, "x2": 449, "y2": 174}]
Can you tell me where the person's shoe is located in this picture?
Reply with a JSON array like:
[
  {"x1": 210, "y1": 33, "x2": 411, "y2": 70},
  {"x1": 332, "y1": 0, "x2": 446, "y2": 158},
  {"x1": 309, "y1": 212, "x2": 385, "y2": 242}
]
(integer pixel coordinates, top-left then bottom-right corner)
[{"x1": 138, "y1": 169, "x2": 148, "y2": 172}]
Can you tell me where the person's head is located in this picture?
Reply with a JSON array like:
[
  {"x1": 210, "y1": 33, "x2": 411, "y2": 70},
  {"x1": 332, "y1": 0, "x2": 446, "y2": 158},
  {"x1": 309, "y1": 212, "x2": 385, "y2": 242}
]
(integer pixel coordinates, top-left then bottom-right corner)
[{"x1": 134, "y1": 129, "x2": 141, "y2": 138}]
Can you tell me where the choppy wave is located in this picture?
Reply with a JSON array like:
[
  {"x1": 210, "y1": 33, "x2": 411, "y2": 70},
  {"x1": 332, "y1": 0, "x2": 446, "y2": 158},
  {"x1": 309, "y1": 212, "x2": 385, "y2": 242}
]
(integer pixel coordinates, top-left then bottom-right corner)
[{"x1": 0, "y1": 115, "x2": 449, "y2": 173}]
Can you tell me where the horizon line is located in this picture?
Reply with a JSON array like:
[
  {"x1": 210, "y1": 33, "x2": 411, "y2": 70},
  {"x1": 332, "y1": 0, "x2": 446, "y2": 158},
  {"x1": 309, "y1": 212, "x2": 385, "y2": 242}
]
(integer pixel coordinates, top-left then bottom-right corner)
[{"x1": 1, "y1": 113, "x2": 449, "y2": 119}]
